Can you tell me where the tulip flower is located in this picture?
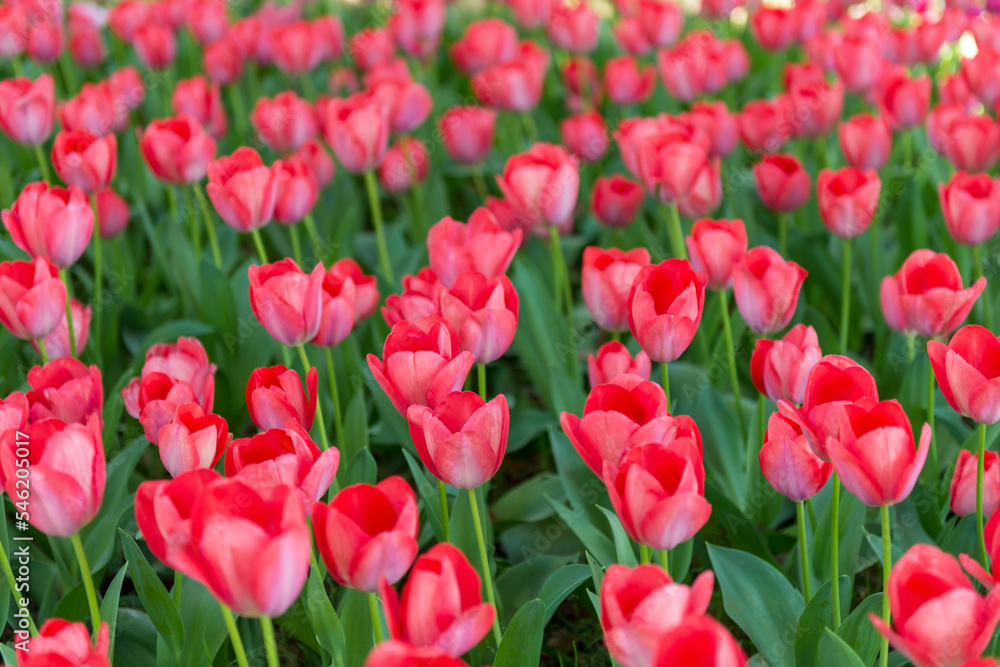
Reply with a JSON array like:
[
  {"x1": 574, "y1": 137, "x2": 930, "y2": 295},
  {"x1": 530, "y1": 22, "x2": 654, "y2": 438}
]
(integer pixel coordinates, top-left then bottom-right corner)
[
  {"x1": 389, "y1": 0, "x2": 445, "y2": 58},
  {"x1": 51, "y1": 129, "x2": 117, "y2": 195},
  {"x1": 171, "y1": 76, "x2": 227, "y2": 139},
  {"x1": 636, "y1": 136, "x2": 721, "y2": 219},
  {"x1": 250, "y1": 92, "x2": 318, "y2": 155},
  {"x1": 582, "y1": 247, "x2": 650, "y2": 333},
  {"x1": 202, "y1": 32, "x2": 244, "y2": 85},
  {"x1": 186, "y1": 0, "x2": 227, "y2": 44},
  {"x1": 963, "y1": 510, "x2": 1000, "y2": 590},
  {"x1": 877, "y1": 66, "x2": 931, "y2": 130},
  {"x1": 927, "y1": 106, "x2": 1000, "y2": 172},
  {"x1": 738, "y1": 99, "x2": 790, "y2": 154},
  {"x1": 881, "y1": 250, "x2": 985, "y2": 338},
  {"x1": 313, "y1": 477, "x2": 419, "y2": 592},
  {"x1": 37, "y1": 297, "x2": 90, "y2": 360},
  {"x1": 26, "y1": 357, "x2": 102, "y2": 425},
  {"x1": 732, "y1": 246, "x2": 807, "y2": 336},
  {"x1": 963, "y1": 46, "x2": 1000, "y2": 108},
  {"x1": 496, "y1": 143, "x2": 579, "y2": 234},
  {"x1": 132, "y1": 21, "x2": 176, "y2": 69},
  {"x1": 246, "y1": 365, "x2": 317, "y2": 431},
  {"x1": 561, "y1": 111, "x2": 610, "y2": 163},
  {"x1": 753, "y1": 154, "x2": 811, "y2": 214},
  {"x1": 637, "y1": 0, "x2": 683, "y2": 47},
  {"x1": 560, "y1": 56, "x2": 602, "y2": 113},
  {"x1": 268, "y1": 20, "x2": 326, "y2": 74},
  {"x1": 349, "y1": 28, "x2": 396, "y2": 71},
  {"x1": 3, "y1": 182, "x2": 94, "y2": 269},
  {"x1": 0, "y1": 74, "x2": 55, "y2": 146},
  {"x1": 591, "y1": 175, "x2": 645, "y2": 228},
  {"x1": 750, "y1": 324, "x2": 822, "y2": 406},
  {"x1": 472, "y1": 40, "x2": 550, "y2": 112},
  {"x1": 366, "y1": 72, "x2": 433, "y2": 135},
  {"x1": 59, "y1": 82, "x2": 116, "y2": 136},
  {"x1": 604, "y1": 56, "x2": 655, "y2": 105},
  {"x1": 834, "y1": 34, "x2": 885, "y2": 95},
  {"x1": 363, "y1": 643, "x2": 472, "y2": 667},
  {"x1": 760, "y1": 411, "x2": 832, "y2": 503},
  {"x1": 783, "y1": 63, "x2": 843, "y2": 139},
  {"x1": 293, "y1": 139, "x2": 336, "y2": 187},
  {"x1": 206, "y1": 147, "x2": 280, "y2": 234},
  {"x1": 750, "y1": 6, "x2": 798, "y2": 51},
  {"x1": 652, "y1": 616, "x2": 748, "y2": 667},
  {"x1": 439, "y1": 272, "x2": 519, "y2": 364},
  {"x1": 683, "y1": 101, "x2": 738, "y2": 158},
  {"x1": 816, "y1": 167, "x2": 881, "y2": 240},
  {"x1": 381, "y1": 268, "x2": 445, "y2": 327},
  {"x1": 547, "y1": 1, "x2": 599, "y2": 53},
  {"x1": 449, "y1": 18, "x2": 517, "y2": 73},
  {"x1": 272, "y1": 158, "x2": 319, "y2": 227},
  {"x1": 18, "y1": 619, "x2": 111, "y2": 667},
  {"x1": 588, "y1": 341, "x2": 652, "y2": 387},
  {"x1": 439, "y1": 106, "x2": 497, "y2": 166},
  {"x1": 951, "y1": 450, "x2": 1000, "y2": 518},
  {"x1": 685, "y1": 219, "x2": 747, "y2": 291},
  {"x1": 248, "y1": 258, "x2": 325, "y2": 347},
  {"x1": 628, "y1": 259, "x2": 706, "y2": 365},
  {"x1": 939, "y1": 172, "x2": 1000, "y2": 247},
  {"x1": 0, "y1": 257, "x2": 66, "y2": 342},
  {"x1": 839, "y1": 114, "x2": 892, "y2": 170},
  {"x1": 426, "y1": 210, "x2": 521, "y2": 288},
  {"x1": 138, "y1": 115, "x2": 217, "y2": 185},
  {"x1": 156, "y1": 402, "x2": 230, "y2": 478},
  {"x1": 378, "y1": 137, "x2": 430, "y2": 195},
  {"x1": 322, "y1": 92, "x2": 391, "y2": 175}
]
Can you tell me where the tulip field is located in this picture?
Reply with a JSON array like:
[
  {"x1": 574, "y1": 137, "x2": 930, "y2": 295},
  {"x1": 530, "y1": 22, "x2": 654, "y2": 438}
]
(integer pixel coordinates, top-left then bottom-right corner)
[{"x1": 5, "y1": 0, "x2": 1000, "y2": 665}]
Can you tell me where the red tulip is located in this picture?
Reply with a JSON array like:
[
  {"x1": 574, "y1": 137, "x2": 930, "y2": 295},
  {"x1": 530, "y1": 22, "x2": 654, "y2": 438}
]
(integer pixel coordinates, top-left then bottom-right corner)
[
  {"x1": 685, "y1": 218, "x2": 747, "y2": 290},
  {"x1": 272, "y1": 158, "x2": 318, "y2": 225},
  {"x1": 367, "y1": 316, "x2": 475, "y2": 415},
  {"x1": 18, "y1": 619, "x2": 110, "y2": 667},
  {"x1": 0, "y1": 257, "x2": 66, "y2": 341},
  {"x1": 872, "y1": 544, "x2": 1000, "y2": 667},
  {"x1": 449, "y1": 18, "x2": 517, "y2": 74},
  {"x1": 439, "y1": 271, "x2": 519, "y2": 364},
  {"x1": 325, "y1": 257, "x2": 378, "y2": 322},
  {"x1": 363, "y1": 643, "x2": 472, "y2": 667},
  {"x1": 816, "y1": 167, "x2": 881, "y2": 240},
  {"x1": 109, "y1": 0, "x2": 153, "y2": 42},
  {"x1": 877, "y1": 66, "x2": 931, "y2": 129},
  {"x1": 638, "y1": 0, "x2": 683, "y2": 48},
  {"x1": 314, "y1": 16, "x2": 345, "y2": 63},
  {"x1": 950, "y1": 449, "x2": 1000, "y2": 518},
  {"x1": 311, "y1": 264, "x2": 359, "y2": 348},
  {"x1": 751, "y1": 6, "x2": 798, "y2": 51},
  {"x1": 600, "y1": 564, "x2": 714, "y2": 667},
  {"x1": 472, "y1": 40, "x2": 549, "y2": 112},
  {"x1": 26, "y1": 357, "x2": 102, "y2": 425},
  {"x1": 137, "y1": 336, "x2": 215, "y2": 405},
  {"x1": 732, "y1": 246, "x2": 807, "y2": 336},
  {"x1": 250, "y1": 91, "x2": 317, "y2": 156},
  {"x1": 58, "y1": 82, "x2": 115, "y2": 136},
  {"x1": 927, "y1": 105, "x2": 1000, "y2": 172},
  {"x1": 0, "y1": 414, "x2": 104, "y2": 536},
  {"x1": 582, "y1": 246, "x2": 651, "y2": 332},
  {"x1": 439, "y1": 106, "x2": 496, "y2": 165},
  {"x1": 37, "y1": 297, "x2": 90, "y2": 360},
  {"x1": 547, "y1": 1, "x2": 599, "y2": 54},
  {"x1": 939, "y1": 171, "x2": 1000, "y2": 246},
  {"x1": 588, "y1": 341, "x2": 651, "y2": 387},
  {"x1": 328, "y1": 67, "x2": 359, "y2": 96},
  {"x1": 67, "y1": 7, "x2": 106, "y2": 68},
  {"x1": 628, "y1": 259, "x2": 706, "y2": 363},
  {"x1": 507, "y1": 0, "x2": 554, "y2": 29},
  {"x1": 323, "y1": 92, "x2": 390, "y2": 174},
  {"x1": 750, "y1": 324, "x2": 821, "y2": 406},
  {"x1": 683, "y1": 101, "x2": 738, "y2": 157},
  {"x1": 156, "y1": 402, "x2": 230, "y2": 477},
  {"x1": 939, "y1": 73, "x2": 976, "y2": 111},
  {"x1": 380, "y1": 543, "x2": 496, "y2": 656},
  {"x1": 753, "y1": 154, "x2": 811, "y2": 213},
  {"x1": 135, "y1": 471, "x2": 311, "y2": 617},
  {"x1": 963, "y1": 47, "x2": 1000, "y2": 108},
  {"x1": 186, "y1": 0, "x2": 227, "y2": 45},
  {"x1": 496, "y1": 143, "x2": 579, "y2": 233},
  {"x1": 604, "y1": 56, "x2": 655, "y2": 105},
  {"x1": 964, "y1": 511, "x2": 1000, "y2": 590},
  {"x1": 172, "y1": 76, "x2": 227, "y2": 139},
  {"x1": 407, "y1": 391, "x2": 508, "y2": 488},
  {"x1": 206, "y1": 147, "x2": 280, "y2": 233},
  {"x1": 248, "y1": 258, "x2": 325, "y2": 347},
  {"x1": 605, "y1": 443, "x2": 710, "y2": 550},
  {"x1": 833, "y1": 34, "x2": 885, "y2": 95},
  {"x1": 132, "y1": 21, "x2": 176, "y2": 69},
  {"x1": 783, "y1": 63, "x2": 844, "y2": 138},
  {"x1": 656, "y1": 36, "x2": 713, "y2": 102},
  {"x1": 51, "y1": 129, "x2": 116, "y2": 195},
  {"x1": 293, "y1": 139, "x2": 336, "y2": 187},
  {"x1": 2, "y1": 182, "x2": 94, "y2": 268},
  {"x1": 613, "y1": 17, "x2": 652, "y2": 56},
  {"x1": 619, "y1": 116, "x2": 708, "y2": 180},
  {"x1": 0, "y1": 74, "x2": 54, "y2": 146},
  {"x1": 246, "y1": 364, "x2": 317, "y2": 431},
  {"x1": 378, "y1": 137, "x2": 430, "y2": 195},
  {"x1": 95, "y1": 187, "x2": 129, "y2": 239},
  {"x1": 268, "y1": 20, "x2": 324, "y2": 74},
  {"x1": 138, "y1": 115, "x2": 217, "y2": 185},
  {"x1": 760, "y1": 410, "x2": 832, "y2": 502},
  {"x1": 838, "y1": 113, "x2": 892, "y2": 170},
  {"x1": 881, "y1": 250, "x2": 985, "y2": 338},
  {"x1": 349, "y1": 28, "x2": 396, "y2": 71},
  {"x1": 313, "y1": 477, "x2": 419, "y2": 592},
  {"x1": 591, "y1": 174, "x2": 645, "y2": 228},
  {"x1": 389, "y1": 0, "x2": 445, "y2": 58},
  {"x1": 561, "y1": 111, "x2": 609, "y2": 163},
  {"x1": 427, "y1": 209, "x2": 522, "y2": 288},
  {"x1": 381, "y1": 268, "x2": 445, "y2": 327},
  {"x1": 367, "y1": 72, "x2": 432, "y2": 135},
  {"x1": 636, "y1": 136, "x2": 721, "y2": 218},
  {"x1": 108, "y1": 67, "x2": 144, "y2": 120},
  {"x1": 202, "y1": 32, "x2": 244, "y2": 85},
  {"x1": 929, "y1": 325, "x2": 1000, "y2": 425},
  {"x1": 652, "y1": 616, "x2": 749, "y2": 667}
]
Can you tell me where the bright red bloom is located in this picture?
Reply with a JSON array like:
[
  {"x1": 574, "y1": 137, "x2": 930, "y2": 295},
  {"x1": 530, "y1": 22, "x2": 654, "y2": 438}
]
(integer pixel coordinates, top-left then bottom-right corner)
[
  {"x1": 51, "y1": 129, "x2": 116, "y2": 194},
  {"x1": 753, "y1": 154, "x2": 811, "y2": 213},
  {"x1": 426, "y1": 209, "x2": 522, "y2": 288},
  {"x1": 138, "y1": 115, "x2": 217, "y2": 185},
  {"x1": 939, "y1": 172, "x2": 1000, "y2": 246},
  {"x1": 588, "y1": 341, "x2": 652, "y2": 387},
  {"x1": 496, "y1": 142, "x2": 579, "y2": 233},
  {"x1": 26, "y1": 357, "x2": 102, "y2": 425},
  {"x1": 449, "y1": 18, "x2": 517, "y2": 74},
  {"x1": 685, "y1": 218, "x2": 747, "y2": 291},
  {"x1": 839, "y1": 113, "x2": 892, "y2": 170},
  {"x1": 17, "y1": 619, "x2": 110, "y2": 667},
  {"x1": 439, "y1": 106, "x2": 496, "y2": 165},
  {"x1": 929, "y1": 325, "x2": 1000, "y2": 425},
  {"x1": 591, "y1": 175, "x2": 645, "y2": 228},
  {"x1": 206, "y1": 147, "x2": 280, "y2": 233},
  {"x1": 248, "y1": 258, "x2": 325, "y2": 347},
  {"x1": 950, "y1": 449, "x2": 1000, "y2": 518},
  {"x1": 877, "y1": 65, "x2": 931, "y2": 130},
  {"x1": 156, "y1": 402, "x2": 230, "y2": 478},
  {"x1": 732, "y1": 246, "x2": 807, "y2": 336},
  {"x1": 760, "y1": 410, "x2": 832, "y2": 502},
  {"x1": 628, "y1": 259, "x2": 706, "y2": 363},
  {"x1": 881, "y1": 250, "x2": 985, "y2": 338},
  {"x1": 560, "y1": 111, "x2": 610, "y2": 163},
  {"x1": 172, "y1": 76, "x2": 227, "y2": 139},
  {"x1": 604, "y1": 56, "x2": 655, "y2": 105},
  {"x1": 582, "y1": 246, "x2": 651, "y2": 332},
  {"x1": 2, "y1": 182, "x2": 94, "y2": 268},
  {"x1": 0, "y1": 74, "x2": 54, "y2": 146},
  {"x1": 750, "y1": 324, "x2": 821, "y2": 406},
  {"x1": 439, "y1": 272, "x2": 519, "y2": 364},
  {"x1": 323, "y1": 92, "x2": 391, "y2": 174},
  {"x1": 816, "y1": 167, "x2": 881, "y2": 239},
  {"x1": 246, "y1": 364, "x2": 317, "y2": 432},
  {"x1": 0, "y1": 257, "x2": 66, "y2": 341},
  {"x1": 381, "y1": 268, "x2": 445, "y2": 327},
  {"x1": 250, "y1": 91, "x2": 317, "y2": 155}
]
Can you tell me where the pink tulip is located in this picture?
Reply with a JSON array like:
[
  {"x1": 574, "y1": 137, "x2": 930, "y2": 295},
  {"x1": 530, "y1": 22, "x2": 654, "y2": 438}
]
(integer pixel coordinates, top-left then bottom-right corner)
[
  {"x1": 881, "y1": 250, "x2": 985, "y2": 338},
  {"x1": 582, "y1": 246, "x2": 651, "y2": 333},
  {"x1": 426, "y1": 209, "x2": 522, "y2": 288},
  {"x1": 157, "y1": 402, "x2": 230, "y2": 478},
  {"x1": 950, "y1": 450, "x2": 1000, "y2": 518},
  {"x1": 732, "y1": 246, "x2": 808, "y2": 336},
  {"x1": 0, "y1": 257, "x2": 66, "y2": 341},
  {"x1": 246, "y1": 364, "x2": 317, "y2": 431},
  {"x1": 750, "y1": 324, "x2": 822, "y2": 405},
  {"x1": 3, "y1": 182, "x2": 94, "y2": 268},
  {"x1": 588, "y1": 341, "x2": 651, "y2": 387},
  {"x1": 759, "y1": 410, "x2": 832, "y2": 502},
  {"x1": 685, "y1": 218, "x2": 747, "y2": 290},
  {"x1": 26, "y1": 357, "x2": 102, "y2": 425}
]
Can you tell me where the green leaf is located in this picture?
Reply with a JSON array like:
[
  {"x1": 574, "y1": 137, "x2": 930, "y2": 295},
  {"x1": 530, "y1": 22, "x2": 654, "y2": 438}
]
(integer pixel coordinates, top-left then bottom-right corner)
[
  {"x1": 670, "y1": 538, "x2": 694, "y2": 583},
  {"x1": 0, "y1": 643, "x2": 18, "y2": 663},
  {"x1": 597, "y1": 506, "x2": 637, "y2": 567},
  {"x1": 176, "y1": 579, "x2": 228, "y2": 667},
  {"x1": 493, "y1": 474, "x2": 565, "y2": 524},
  {"x1": 339, "y1": 588, "x2": 373, "y2": 667},
  {"x1": 494, "y1": 599, "x2": 545, "y2": 667},
  {"x1": 794, "y1": 577, "x2": 851, "y2": 667},
  {"x1": 546, "y1": 497, "x2": 615, "y2": 568},
  {"x1": 100, "y1": 563, "x2": 128, "y2": 659},
  {"x1": 343, "y1": 448, "x2": 377, "y2": 487},
  {"x1": 812, "y1": 487, "x2": 868, "y2": 580},
  {"x1": 401, "y1": 449, "x2": 445, "y2": 541},
  {"x1": 339, "y1": 390, "x2": 370, "y2": 471},
  {"x1": 120, "y1": 530, "x2": 185, "y2": 657},
  {"x1": 306, "y1": 568, "x2": 345, "y2": 656},
  {"x1": 707, "y1": 543, "x2": 804, "y2": 667},
  {"x1": 837, "y1": 593, "x2": 883, "y2": 667},
  {"x1": 818, "y1": 629, "x2": 867, "y2": 667},
  {"x1": 537, "y1": 564, "x2": 591, "y2": 624}
]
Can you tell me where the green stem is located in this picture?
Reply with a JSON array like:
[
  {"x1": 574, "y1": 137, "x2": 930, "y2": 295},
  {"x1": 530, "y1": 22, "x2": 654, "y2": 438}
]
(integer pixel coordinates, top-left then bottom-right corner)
[
  {"x1": 36, "y1": 338, "x2": 48, "y2": 363},
  {"x1": 879, "y1": 505, "x2": 892, "y2": 667},
  {"x1": 797, "y1": 501, "x2": 811, "y2": 601},
  {"x1": 90, "y1": 194, "x2": 102, "y2": 353},
  {"x1": 906, "y1": 333, "x2": 915, "y2": 365},
  {"x1": 181, "y1": 185, "x2": 201, "y2": 262},
  {"x1": 665, "y1": 203, "x2": 687, "y2": 260},
  {"x1": 927, "y1": 358, "x2": 939, "y2": 492},
  {"x1": 220, "y1": 605, "x2": 250, "y2": 667},
  {"x1": 438, "y1": 480, "x2": 451, "y2": 543},
  {"x1": 250, "y1": 228, "x2": 269, "y2": 264},
  {"x1": 296, "y1": 346, "x2": 330, "y2": 451},
  {"x1": 831, "y1": 474, "x2": 841, "y2": 628},
  {"x1": 33, "y1": 144, "x2": 51, "y2": 182},
  {"x1": 192, "y1": 183, "x2": 223, "y2": 269},
  {"x1": 974, "y1": 245, "x2": 993, "y2": 330},
  {"x1": 60, "y1": 268, "x2": 77, "y2": 358},
  {"x1": 661, "y1": 362, "x2": 671, "y2": 411},
  {"x1": 473, "y1": 168, "x2": 489, "y2": 200},
  {"x1": 303, "y1": 212, "x2": 323, "y2": 262},
  {"x1": 548, "y1": 225, "x2": 574, "y2": 323},
  {"x1": 469, "y1": 488, "x2": 503, "y2": 645},
  {"x1": 778, "y1": 212, "x2": 788, "y2": 257},
  {"x1": 719, "y1": 291, "x2": 746, "y2": 440},
  {"x1": 639, "y1": 544, "x2": 651, "y2": 564},
  {"x1": 69, "y1": 533, "x2": 101, "y2": 639},
  {"x1": 289, "y1": 223, "x2": 304, "y2": 266},
  {"x1": 979, "y1": 422, "x2": 990, "y2": 569},
  {"x1": 364, "y1": 170, "x2": 394, "y2": 285},
  {"x1": 478, "y1": 363, "x2": 487, "y2": 401},
  {"x1": 260, "y1": 616, "x2": 279, "y2": 667},
  {"x1": 323, "y1": 348, "x2": 344, "y2": 446},
  {"x1": 658, "y1": 548, "x2": 670, "y2": 573},
  {"x1": 300, "y1": 73, "x2": 316, "y2": 99},
  {"x1": 368, "y1": 591, "x2": 384, "y2": 642},
  {"x1": 227, "y1": 84, "x2": 249, "y2": 140},
  {"x1": 839, "y1": 239, "x2": 852, "y2": 354}
]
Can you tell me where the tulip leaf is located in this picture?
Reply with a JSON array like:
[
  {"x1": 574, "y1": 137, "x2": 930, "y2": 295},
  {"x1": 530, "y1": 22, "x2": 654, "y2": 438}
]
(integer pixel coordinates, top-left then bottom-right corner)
[
  {"x1": 707, "y1": 543, "x2": 804, "y2": 667},
  {"x1": 176, "y1": 579, "x2": 229, "y2": 667},
  {"x1": 546, "y1": 497, "x2": 615, "y2": 568},
  {"x1": 339, "y1": 389, "x2": 370, "y2": 468},
  {"x1": 343, "y1": 448, "x2": 377, "y2": 487},
  {"x1": 670, "y1": 538, "x2": 694, "y2": 583},
  {"x1": 811, "y1": 486, "x2": 868, "y2": 580},
  {"x1": 339, "y1": 588, "x2": 373, "y2": 667},
  {"x1": 306, "y1": 568, "x2": 345, "y2": 656},
  {"x1": 794, "y1": 576, "x2": 851, "y2": 667},
  {"x1": 0, "y1": 643, "x2": 17, "y2": 664},
  {"x1": 120, "y1": 530, "x2": 185, "y2": 658},
  {"x1": 494, "y1": 599, "x2": 545, "y2": 667},
  {"x1": 400, "y1": 449, "x2": 445, "y2": 541},
  {"x1": 538, "y1": 564, "x2": 591, "y2": 624},
  {"x1": 493, "y1": 473, "x2": 565, "y2": 524},
  {"x1": 100, "y1": 563, "x2": 129, "y2": 659},
  {"x1": 836, "y1": 593, "x2": 883, "y2": 667},
  {"x1": 597, "y1": 506, "x2": 637, "y2": 567},
  {"x1": 864, "y1": 530, "x2": 905, "y2": 568},
  {"x1": 818, "y1": 629, "x2": 867, "y2": 667}
]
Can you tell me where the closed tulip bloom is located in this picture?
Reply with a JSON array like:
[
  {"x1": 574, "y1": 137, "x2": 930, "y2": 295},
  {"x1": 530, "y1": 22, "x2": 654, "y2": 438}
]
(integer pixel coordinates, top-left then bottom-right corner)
[
  {"x1": 407, "y1": 391, "x2": 508, "y2": 488},
  {"x1": 95, "y1": 187, "x2": 128, "y2": 239},
  {"x1": 202, "y1": 32, "x2": 244, "y2": 85},
  {"x1": 323, "y1": 92, "x2": 390, "y2": 174},
  {"x1": 637, "y1": 0, "x2": 682, "y2": 47},
  {"x1": 272, "y1": 158, "x2": 319, "y2": 225},
  {"x1": 246, "y1": 365, "x2": 317, "y2": 431},
  {"x1": 18, "y1": 619, "x2": 111, "y2": 667},
  {"x1": 738, "y1": 98, "x2": 790, "y2": 155},
  {"x1": 381, "y1": 268, "x2": 445, "y2": 327},
  {"x1": 582, "y1": 247, "x2": 651, "y2": 332},
  {"x1": 427, "y1": 209, "x2": 522, "y2": 288},
  {"x1": 637, "y1": 139, "x2": 721, "y2": 218},
  {"x1": 138, "y1": 115, "x2": 217, "y2": 185},
  {"x1": 471, "y1": 40, "x2": 549, "y2": 113},
  {"x1": 250, "y1": 91, "x2": 317, "y2": 155},
  {"x1": 877, "y1": 66, "x2": 931, "y2": 130},
  {"x1": 950, "y1": 449, "x2": 1000, "y2": 518},
  {"x1": 940, "y1": 172, "x2": 1000, "y2": 246},
  {"x1": 107, "y1": 66, "x2": 145, "y2": 117},
  {"x1": 0, "y1": 414, "x2": 104, "y2": 536},
  {"x1": 591, "y1": 175, "x2": 645, "y2": 228},
  {"x1": 439, "y1": 108, "x2": 496, "y2": 167},
  {"x1": 754, "y1": 154, "x2": 811, "y2": 213},
  {"x1": 600, "y1": 564, "x2": 713, "y2": 667},
  {"x1": 206, "y1": 147, "x2": 280, "y2": 233},
  {"x1": 328, "y1": 258, "x2": 377, "y2": 321},
  {"x1": 604, "y1": 56, "x2": 655, "y2": 105},
  {"x1": 782, "y1": 63, "x2": 844, "y2": 139},
  {"x1": 929, "y1": 325, "x2": 1000, "y2": 425},
  {"x1": 3, "y1": 182, "x2": 94, "y2": 268},
  {"x1": 686, "y1": 218, "x2": 747, "y2": 290},
  {"x1": 655, "y1": 32, "x2": 720, "y2": 102},
  {"x1": 816, "y1": 167, "x2": 881, "y2": 239},
  {"x1": 839, "y1": 114, "x2": 892, "y2": 170},
  {"x1": 268, "y1": 20, "x2": 324, "y2": 74},
  {"x1": 59, "y1": 82, "x2": 115, "y2": 136},
  {"x1": 378, "y1": 137, "x2": 429, "y2": 195},
  {"x1": 367, "y1": 73, "x2": 432, "y2": 136},
  {"x1": 496, "y1": 143, "x2": 579, "y2": 233},
  {"x1": 759, "y1": 410, "x2": 832, "y2": 502},
  {"x1": 123, "y1": 372, "x2": 197, "y2": 444},
  {"x1": 249, "y1": 258, "x2": 325, "y2": 347},
  {"x1": 0, "y1": 392, "x2": 28, "y2": 435},
  {"x1": 546, "y1": 1, "x2": 599, "y2": 53},
  {"x1": 381, "y1": 543, "x2": 496, "y2": 656},
  {"x1": 751, "y1": 324, "x2": 821, "y2": 405},
  {"x1": 561, "y1": 56, "x2": 603, "y2": 113},
  {"x1": 964, "y1": 511, "x2": 1000, "y2": 590},
  {"x1": 26, "y1": 357, "x2": 102, "y2": 425},
  {"x1": 157, "y1": 402, "x2": 230, "y2": 477},
  {"x1": 449, "y1": 18, "x2": 517, "y2": 73},
  {"x1": 51, "y1": 129, "x2": 116, "y2": 194},
  {"x1": 881, "y1": 250, "x2": 985, "y2": 338},
  {"x1": 313, "y1": 477, "x2": 419, "y2": 591},
  {"x1": 605, "y1": 443, "x2": 710, "y2": 550},
  {"x1": 588, "y1": 341, "x2": 651, "y2": 387},
  {"x1": 349, "y1": 28, "x2": 396, "y2": 71},
  {"x1": 138, "y1": 336, "x2": 215, "y2": 406},
  {"x1": 507, "y1": 0, "x2": 554, "y2": 28},
  {"x1": 363, "y1": 643, "x2": 472, "y2": 667},
  {"x1": 0, "y1": 257, "x2": 66, "y2": 340},
  {"x1": 36, "y1": 296, "x2": 89, "y2": 360},
  {"x1": 0, "y1": 74, "x2": 54, "y2": 146},
  {"x1": 312, "y1": 261, "x2": 357, "y2": 348},
  {"x1": 871, "y1": 544, "x2": 1000, "y2": 667},
  {"x1": 834, "y1": 34, "x2": 885, "y2": 95},
  {"x1": 963, "y1": 47, "x2": 1000, "y2": 108},
  {"x1": 172, "y1": 76, "x2": 227, "y2": 139},
  {"x1": 439, "y1": 272, "x2": 519, "y2": 364},
  {"x1": 132, "y1": 21, "x2": 176, "y2": 68},
  {"x1": 927, "y1": 106, "x2": 1000, "y2": 173},
  {"x1": 560, "y1": 111, "x2": 609, "y2": 163},
  {"x1": 390, "y1": 0, "x2": 445, "y2": 58},
  {"x1": 683, "y1": 101, "x2": 738, "y2": 158},
  {"x1": 186, "y1": 0, "x2": 227, "y2": 44},
  {"x1": 628, "y1": 259, "x2": 706, "y2": 363},
  {"x1": 368, "y1": 317, "x2": 475, "y2": 415},
  {"x1": 293, "y1": 139, "x2": 336, "y2": 188},
  {"x1": 751, "y1": 6, "x2": 798, "y2": 51},
  {"x1": 652, "y1": 616, "x2": 748, "y2": 667},
  {"x1": 732, "y1": 246, "x2": 807, "y2": 336}
]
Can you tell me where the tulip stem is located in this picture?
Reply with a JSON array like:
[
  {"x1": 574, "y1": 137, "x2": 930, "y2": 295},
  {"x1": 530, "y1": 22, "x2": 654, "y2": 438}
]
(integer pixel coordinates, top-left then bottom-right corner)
[
  {"x1": 289, "y1": 223, "x2": 304, "y2": 266},
  {"x1": 658, "y1": 548, "x2": 670, "y2": 573},
  {"x1": 297, "y1": 346, "x2": 331, "y2": 451},
  {"x1": 468, "y1": 488, "x2": 503, "y2": 646},
  {"x1": 36, "y1": 338, "x2": 49, "y2": 364},
  {"x1": 300, "y1": 74, "x2": 316, "y2": 100},
  {"x1": 478, "y1": 363, "x2": 487, "y2": 401},
  {"x1": 220, "y1": 605, "x2": 250, "y2": 667},
  {"x1": 797, "y1": 501, "x2": 811, "y2": 601},
  {"x1": 250, "y1": 229, "x2": 269, "y2": 264},
  {"x1": 665, "y1": 204, "x2": 687, "y2": 261},
  {"x1": 979, "y1": 422, "x2": 990, "y2": 570},
  {"x1": 363, "y1": 170, "x2": 395, "y2": 286},
  {"x1": 974, "y1": 245, "x2": 993, "y2": 330},
  {"x1": 260, "y1": 616, "x2": 279, "y2": 667},
  {"x1": 438, "y1": 480, "x2": 451, "y2": 542},
  {"x1": 181, "y1": 185, "x2": 202, "y2": 263},
  {"x1": 323, "y1": 348, "x2": 344, "y2": 446},
  {"x1": 303, "y1": 212, "x2": 323, "y2": 262},
  {"x1": 879, "y1": 504, "x2": 892, "y2": 667},
  {"x1": 473, "y1": 168, "x2": 489, "y2": 200},
  {"x1": 226, "y1": 84, "x2": 249, "y2": 141},
  {"x1": 192, "y1": 183, "x2": 223, "y2": 270},
  {"x1": 368, "y1": 592, "x2": 384, "y2": 643},
  {"x1": 839, "y1": 239, "x2": 851, "y2": 354},
  {"x1": 927, "y1": 358, "x2": 939, "y2": 491},
  {"x1": 60, "y1": 268, "x2": 77, "y2": 358},
  {"x1": 70, "y1": 533, "x2": 101, "y2": 640},
  {"x1": 831, "y1": 474, "x2": 841, "y2": 628},
  {"x1": 548, "y1": 225, "x2": 574, "y2": 325},
  {"x1": 32, "y1": 144, "x2": 51, "y2": 182},
  {"x1": 906, "y1": 333, "x2": 915, "y2": 365},
  {"x1": 718, "y1": 291, "x2": 746, "y2": 440},
  {"x1": 90, "y1": 194, "x2": 103, "y2": 353},
  {"x1": 778, "y1": 212, "x2": 788, "y2": 257},
  {"x1": 661, "y1": 362, "x2": 671, "y2": 411}
]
